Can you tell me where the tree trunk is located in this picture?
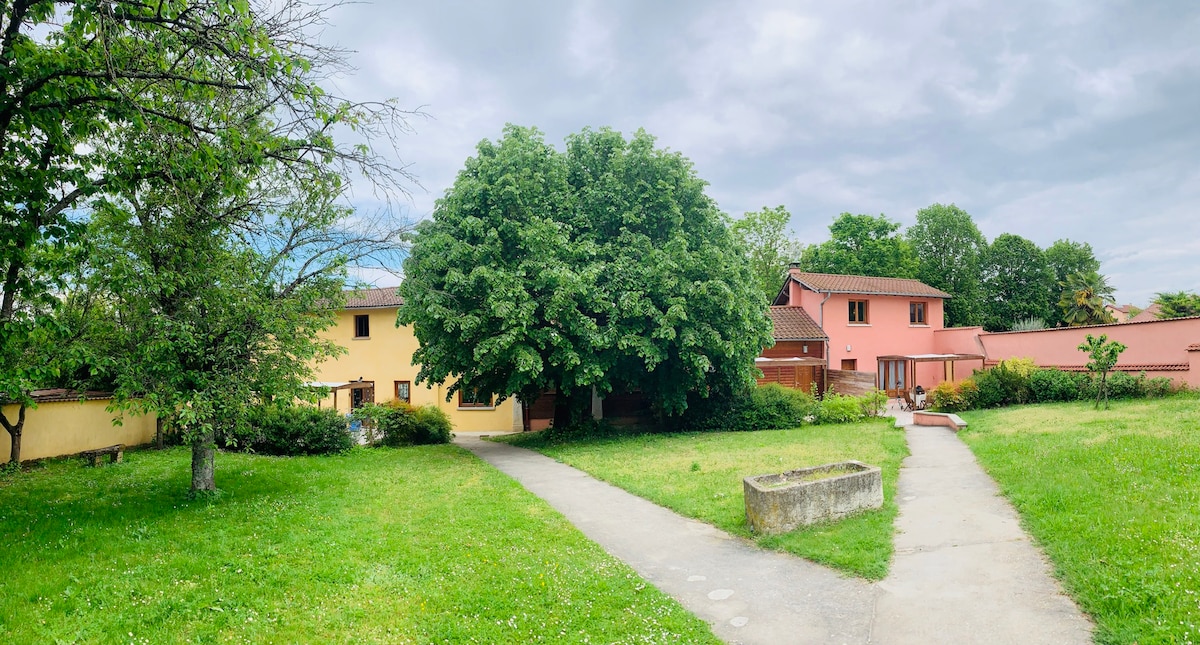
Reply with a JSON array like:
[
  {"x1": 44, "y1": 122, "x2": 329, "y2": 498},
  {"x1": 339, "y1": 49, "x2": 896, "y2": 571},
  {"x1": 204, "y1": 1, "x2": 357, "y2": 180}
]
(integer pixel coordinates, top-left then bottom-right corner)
[
  {"x1": 551, "y1": 389, "x2": 591, "y2": 429},
  {"x1": 1, "y1": 403, "x2": 26, "y2": 465},
  {"x1": 156, "y1": 417, "x2": 164, "y2": 450},
  {"x1": 190, "y1": 427, "x2": 216, "y2": 492}
]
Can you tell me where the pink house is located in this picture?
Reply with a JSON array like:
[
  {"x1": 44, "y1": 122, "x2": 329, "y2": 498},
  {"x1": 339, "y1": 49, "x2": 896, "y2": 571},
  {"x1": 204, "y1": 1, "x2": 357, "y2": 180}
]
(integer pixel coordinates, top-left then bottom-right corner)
[{"x1": 769, "y1": 270, "x2": 985, "y2": 396}]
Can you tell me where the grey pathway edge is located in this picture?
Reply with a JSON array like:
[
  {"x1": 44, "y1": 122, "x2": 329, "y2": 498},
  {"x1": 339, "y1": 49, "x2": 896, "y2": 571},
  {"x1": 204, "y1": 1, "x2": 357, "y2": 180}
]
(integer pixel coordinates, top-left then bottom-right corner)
[{"x1": 456, "y1": 425, "x2": 1093, "y2": 645}]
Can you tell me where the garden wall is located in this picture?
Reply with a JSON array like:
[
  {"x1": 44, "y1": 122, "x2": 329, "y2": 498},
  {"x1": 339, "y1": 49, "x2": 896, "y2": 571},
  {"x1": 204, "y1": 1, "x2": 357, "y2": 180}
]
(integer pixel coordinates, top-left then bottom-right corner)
[
  {"x1": 0, "y1": 393, "x2": 157, "y2": 463},
  {"x1": 978, "y1": 316, "x2": 1200, "y2": 387}
]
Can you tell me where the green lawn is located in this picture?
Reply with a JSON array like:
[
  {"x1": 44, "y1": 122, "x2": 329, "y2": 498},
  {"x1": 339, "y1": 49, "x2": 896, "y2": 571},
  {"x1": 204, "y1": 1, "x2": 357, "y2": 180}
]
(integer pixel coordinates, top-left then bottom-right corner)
[
  {"x1": 960, "y1": 394, "x2": 1200, "y2": 645},
  {"x1": 0, "y1": 446, "x2": 719, "y2": 644},
  {"x1": 504, "y1": 420, "x2": 909, "y2": 579}
]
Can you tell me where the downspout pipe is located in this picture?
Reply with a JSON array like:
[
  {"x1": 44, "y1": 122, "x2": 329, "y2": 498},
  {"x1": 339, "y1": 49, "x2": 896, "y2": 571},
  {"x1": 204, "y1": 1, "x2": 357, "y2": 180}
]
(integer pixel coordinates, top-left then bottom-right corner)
[{"x1": 819, "y1": 289, "x2": 832, "y2": 396}]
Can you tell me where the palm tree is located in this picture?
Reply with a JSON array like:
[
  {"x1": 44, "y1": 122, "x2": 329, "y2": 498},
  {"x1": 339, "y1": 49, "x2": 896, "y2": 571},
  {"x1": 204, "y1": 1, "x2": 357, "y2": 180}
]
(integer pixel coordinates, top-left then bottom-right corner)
[{"x1": 1058, "y1": 271, "x2": 1116, "y2": 326}]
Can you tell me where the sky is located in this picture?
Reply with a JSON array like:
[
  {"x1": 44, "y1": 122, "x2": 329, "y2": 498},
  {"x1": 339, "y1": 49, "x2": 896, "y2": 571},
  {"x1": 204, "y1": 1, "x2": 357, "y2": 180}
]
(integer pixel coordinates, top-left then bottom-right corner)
[{"x1": 320, "y1": 0, "x2": 1200, "y2": 306}]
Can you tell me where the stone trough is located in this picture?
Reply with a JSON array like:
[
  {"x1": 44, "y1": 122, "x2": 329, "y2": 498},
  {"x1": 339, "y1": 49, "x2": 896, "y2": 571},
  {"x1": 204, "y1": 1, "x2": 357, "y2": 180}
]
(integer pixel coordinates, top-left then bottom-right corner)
[{"x1": 743, "y1": 461, "x2": 883, "y2": 535}]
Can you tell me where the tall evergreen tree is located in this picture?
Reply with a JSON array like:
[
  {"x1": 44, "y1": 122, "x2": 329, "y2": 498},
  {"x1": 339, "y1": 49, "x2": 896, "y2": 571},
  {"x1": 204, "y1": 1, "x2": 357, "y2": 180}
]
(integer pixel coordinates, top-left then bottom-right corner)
[
  {"x1": 906, "y1": 203, "x2": 986, "y2": 327},
  {"x1": 980, "y1": 234, "x2": 1054, "y2": 332}
]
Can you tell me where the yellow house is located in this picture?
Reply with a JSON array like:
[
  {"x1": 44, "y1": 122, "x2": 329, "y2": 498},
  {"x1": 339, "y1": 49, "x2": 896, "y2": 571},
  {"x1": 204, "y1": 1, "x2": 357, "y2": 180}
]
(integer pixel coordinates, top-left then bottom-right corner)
[{"x1": 310, "y1": 287, "x2": 521, "y2": 433}]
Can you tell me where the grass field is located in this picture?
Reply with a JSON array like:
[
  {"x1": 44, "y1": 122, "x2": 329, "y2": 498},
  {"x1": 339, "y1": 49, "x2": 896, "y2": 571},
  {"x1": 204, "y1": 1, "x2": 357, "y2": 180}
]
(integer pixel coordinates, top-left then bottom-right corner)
[
  {"x1": 0, "y1": 446, "x2": 719, "y2": 644},
  {"x1": 504, "y1": 420, "x2": 908, "y2": 580},
  {"x1": 960, "y1": 394, "x2": 1200, "y2": 645}
]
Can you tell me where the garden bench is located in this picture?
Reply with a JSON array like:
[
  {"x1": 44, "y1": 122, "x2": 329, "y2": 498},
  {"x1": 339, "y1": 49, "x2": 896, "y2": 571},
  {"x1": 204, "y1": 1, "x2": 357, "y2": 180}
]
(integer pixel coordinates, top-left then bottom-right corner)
[{"x1": 81, "y1": 444, "x2": 124, "y2": 466}]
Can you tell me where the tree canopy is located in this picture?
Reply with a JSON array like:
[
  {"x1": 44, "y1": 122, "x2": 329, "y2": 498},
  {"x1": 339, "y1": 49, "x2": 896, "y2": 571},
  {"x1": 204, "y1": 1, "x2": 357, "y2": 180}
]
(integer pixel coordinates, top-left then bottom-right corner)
[
  {"x1": 980, "y1": 233, "x2": 1054, "y2": 332},
  {"x1": 1153, "y1": 291, "x2": 1200, "y2": 319},
  {"x1": 399, "y1": 125, "x2": 772, "y2": 425},
  {"x1": 1058, "y1": 271, "x2": 1116, "y2": 326},
  {"x1": 1044, "y1": 239, "x2": 1102, "y2": 327},
  {"x1": 905, "y1": 203, "x2": 986, "y2": 327},
  {"x1": 798, "y1": 213, "x2": 916, "y2": 278},
  {"x1": 729, "y1": 205, "x2": 805, "y2": 301},
  {"x1": 0, "y1": 2, "x2": 413, "y2": 490}
]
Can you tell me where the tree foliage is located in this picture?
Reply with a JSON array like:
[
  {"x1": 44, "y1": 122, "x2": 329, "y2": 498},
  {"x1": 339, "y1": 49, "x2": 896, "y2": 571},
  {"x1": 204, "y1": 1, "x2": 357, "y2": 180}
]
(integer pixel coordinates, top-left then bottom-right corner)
[
  {"x1": 0, "y1": 2, "x2": 413, "y2": 487},
  {"x1": 1044, "y1": 239, "x2": 1102, "y2": 326},
  {"x1": 906, "y1": 203, "x2": 986, "y2": 327},
  {"x1": 980, "y1": 233, "x2": 1053, "y2": 332},
  {"x1": 729, "y1": 205, "x2": 804, "y2": 301},
  {"x1": 798, "y1": 213, "x2": 916, "y2": 278},
  {"x1": 1077, "y1": 334, "x2": 1126, "y2": 410},
  {"x1": 399, "y1": 125, "x2": 772, "y2": 425},
  {"x1": 1058, "y1": 271, "x2": 1116, "y2": 326},
  {"x1": 1153, "y1": 291, "x2": 1200, "y2": 319}
]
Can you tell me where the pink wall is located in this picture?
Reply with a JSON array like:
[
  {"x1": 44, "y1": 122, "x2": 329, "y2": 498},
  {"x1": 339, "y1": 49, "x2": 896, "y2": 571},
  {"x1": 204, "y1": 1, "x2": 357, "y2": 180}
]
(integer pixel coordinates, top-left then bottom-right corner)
[
  {"x1": 979, "y1": 317, "x2": 1200, "y2": 386},
  {"x1": 795, "y1": 291, "x2": 947, "y2": 389}
]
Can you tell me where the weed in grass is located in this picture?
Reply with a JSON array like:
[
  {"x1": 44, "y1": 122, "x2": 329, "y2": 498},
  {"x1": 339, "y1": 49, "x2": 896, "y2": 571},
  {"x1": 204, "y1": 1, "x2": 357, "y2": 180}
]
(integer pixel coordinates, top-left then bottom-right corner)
[{"x1": 505, "y1": 420, "x2": 908, "y2": 580}]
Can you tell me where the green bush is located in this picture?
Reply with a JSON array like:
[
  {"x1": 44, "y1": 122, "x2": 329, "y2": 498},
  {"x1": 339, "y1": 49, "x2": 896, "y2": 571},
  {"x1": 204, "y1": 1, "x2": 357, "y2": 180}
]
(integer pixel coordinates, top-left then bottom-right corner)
[
  {"x1": 1146, "y1": 377, "x2": 1175, "y2": 398},
  {"x1": 411, "y1": 405, "x2": 453, "y2": 444},
  {"x1": 243, "y1": 405, "x2": 353, "y2": 456},
  {"x1": 737, "y1": 384, "x2": 818, "y2": 430},
  {"x1": 929, "y1": 378, "x2": 978, "y2": 412},
  {"x1": 364, "y1": 401, "x2": 454, "y2": 446},
  {"x1": 1029, "y1": 368, "x2": 1085, "y2": 403},
  {"x1": 1105, "y1": 371, "x2": 1147, "y2": 399},
  {"x1": 972, "y1": 360, "x2": 1034, "y2": 408},
  {"x1": 815, "y1": 391, "x2": 865, "y2": 424}
]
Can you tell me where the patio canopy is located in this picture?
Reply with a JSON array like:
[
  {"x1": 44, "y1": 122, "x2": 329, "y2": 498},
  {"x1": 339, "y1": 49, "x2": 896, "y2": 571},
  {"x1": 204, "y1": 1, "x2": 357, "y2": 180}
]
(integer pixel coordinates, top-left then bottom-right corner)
[
  {"x1": 755, "y1": 356, "x2": 828, "y2": 366},
  {"x1": 876, "y1": 353, "x2": 984, "y2": 362}
]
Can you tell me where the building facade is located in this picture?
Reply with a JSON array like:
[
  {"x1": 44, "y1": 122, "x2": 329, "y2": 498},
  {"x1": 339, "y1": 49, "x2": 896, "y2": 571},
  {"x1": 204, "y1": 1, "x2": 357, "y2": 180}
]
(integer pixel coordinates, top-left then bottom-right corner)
[{"x1": 310, "y1": 288, "x2": 520, "y2": 433}]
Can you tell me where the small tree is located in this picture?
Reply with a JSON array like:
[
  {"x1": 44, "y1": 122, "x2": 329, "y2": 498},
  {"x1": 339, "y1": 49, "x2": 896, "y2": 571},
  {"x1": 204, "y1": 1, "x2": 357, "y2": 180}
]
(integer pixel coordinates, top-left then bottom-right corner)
[{"x1": 1077, "y1": 334, "x2": 1126, "y2": 410}]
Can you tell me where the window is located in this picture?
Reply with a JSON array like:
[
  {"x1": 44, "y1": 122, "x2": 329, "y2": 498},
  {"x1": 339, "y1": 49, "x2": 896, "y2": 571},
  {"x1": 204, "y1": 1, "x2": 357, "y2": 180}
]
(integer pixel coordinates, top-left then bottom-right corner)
[
  {"x1": 354, "y1": 314, "x2": 370, "y2": 338},
  {"x1": 394, "y1": 380, "x2": 411, "y2": 404},
  {"x1": 848, "y1": 300, "x2": 869, "y2": 323},
  {"x1": 458, "y1": 387, "x2": 493, "y2": 408},
  {"x1": 350, "y1": 386, "x2": 374, "y2": 409},
  {"x1": 910, "y1": 301, "x2": 927, "y2": 325},
  {"x1": 841, "y1": 359, "x2": 857, "y2": 371}
]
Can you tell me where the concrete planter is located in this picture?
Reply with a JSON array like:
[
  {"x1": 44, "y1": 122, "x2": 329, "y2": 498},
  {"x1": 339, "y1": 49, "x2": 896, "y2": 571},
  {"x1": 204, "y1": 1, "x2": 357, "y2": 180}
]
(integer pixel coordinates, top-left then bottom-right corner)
[{"x1": 744, "y1": 461, "x2": 883, "y2": 534}]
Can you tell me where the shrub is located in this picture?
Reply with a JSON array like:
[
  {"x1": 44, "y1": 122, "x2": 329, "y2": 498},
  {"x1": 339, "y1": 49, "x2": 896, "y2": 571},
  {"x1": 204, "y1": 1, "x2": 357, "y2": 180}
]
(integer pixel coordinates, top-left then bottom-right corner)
[
  {"x1": 411, "y1": 405, "x2": 453, "y2": 444},
  {"x1": 1105, "y1": 371, "x2": 1147, "y2": 400},
  {"x1": 243, "y1": 405, "x2": 353, "y2": 456},
  {"x1": 972, "y1": 359, "x2": 1034, "y2": 408},
  {"x1": 363, "y1": 401, "x2": 454, "y2": 446},
  {"x1": 737, "y1": 384, "x2": 819, "y2": 430},
  {"x1": 815, "y1": 391, "x2": 865, "y2": 424},
  {"x1": 930, "y1": 379, "x2": 978, "y2": 412},
  {"x1": 1146, "y1": 377, "x2": 1175, "y2": 398},
  {"x1": 1029, "y1": 368, "x2": 1085, "y2": 403}
]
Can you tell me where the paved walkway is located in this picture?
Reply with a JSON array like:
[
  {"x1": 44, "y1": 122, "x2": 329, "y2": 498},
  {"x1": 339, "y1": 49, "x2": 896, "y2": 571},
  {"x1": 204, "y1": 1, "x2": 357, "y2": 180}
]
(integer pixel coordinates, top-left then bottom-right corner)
[{"x1": 456, "y1": 420, "x2": 1093, "y2": 644}]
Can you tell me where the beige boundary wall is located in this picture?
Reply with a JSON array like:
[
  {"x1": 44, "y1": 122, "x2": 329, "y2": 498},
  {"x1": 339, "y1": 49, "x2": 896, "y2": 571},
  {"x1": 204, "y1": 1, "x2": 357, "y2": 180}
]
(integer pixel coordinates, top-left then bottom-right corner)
[{"x1": 0, "y1": 398, "x2": 157, "y2": 463}]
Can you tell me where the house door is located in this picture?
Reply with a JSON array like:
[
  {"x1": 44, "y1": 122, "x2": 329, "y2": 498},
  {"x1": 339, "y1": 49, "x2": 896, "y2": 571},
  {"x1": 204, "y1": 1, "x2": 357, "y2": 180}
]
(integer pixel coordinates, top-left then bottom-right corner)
[{"x1": 878, "y1": 360, "x2": 908, "y2": 397}]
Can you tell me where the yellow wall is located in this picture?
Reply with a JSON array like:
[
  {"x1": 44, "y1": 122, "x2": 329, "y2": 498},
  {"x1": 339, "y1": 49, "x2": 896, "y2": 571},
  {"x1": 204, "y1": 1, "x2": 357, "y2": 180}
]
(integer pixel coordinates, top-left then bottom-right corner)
[
  {"x1": 311, "y1": 307, "x2": 518, "y2": 433},
  {"x1": 0, "y1": 399, "x2": 158, "y2": 462}
]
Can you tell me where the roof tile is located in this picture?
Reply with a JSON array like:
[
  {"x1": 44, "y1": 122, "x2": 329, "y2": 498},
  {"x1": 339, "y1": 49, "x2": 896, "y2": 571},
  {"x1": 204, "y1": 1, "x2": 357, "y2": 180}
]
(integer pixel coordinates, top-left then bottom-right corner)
[
  {"x1": 787, "y1": 270, "x2": 952, "y2": 298},
  {"x1": 344, "y1": 287, "x2": 404, "y2": 309},
  {"x1": 768, "y1": 306, "x2": 828, "y2": 340}
]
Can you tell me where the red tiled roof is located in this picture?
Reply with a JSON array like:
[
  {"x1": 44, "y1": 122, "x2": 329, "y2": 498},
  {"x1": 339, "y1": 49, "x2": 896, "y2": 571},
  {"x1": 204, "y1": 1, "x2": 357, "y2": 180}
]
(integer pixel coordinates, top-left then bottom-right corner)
[
  {"x1": 1126, "y1": 303, "x2": 1161, "y2": 323},
  {"x1": 787, "y1": 270, "x2": 952, "y2": 298},
  {"x1": 1187, "y1": 343, "x2": 1200, "y2": 352},
  {"x1": 28, "y1": 389, "x2": 114, "y2": 403},
  {"x1": 768, "y1": 306, "x2": 828, "y2": 340},
  {"x1": 344, "y1": 287, "x2": 403, "y2": 309},
  {"x1": 1047, "y1": 363, "x2": 1189, "y2": 373}
]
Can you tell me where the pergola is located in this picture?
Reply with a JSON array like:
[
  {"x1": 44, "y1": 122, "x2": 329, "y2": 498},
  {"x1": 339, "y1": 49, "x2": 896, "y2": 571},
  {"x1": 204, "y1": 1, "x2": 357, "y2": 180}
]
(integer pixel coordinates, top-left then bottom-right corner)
[
  {"x1": 308, "y1": 380, "x2": 375, "y2": 410},
  {"x1": 875, "y1": 353, "x2": 985, "y2": 393}
]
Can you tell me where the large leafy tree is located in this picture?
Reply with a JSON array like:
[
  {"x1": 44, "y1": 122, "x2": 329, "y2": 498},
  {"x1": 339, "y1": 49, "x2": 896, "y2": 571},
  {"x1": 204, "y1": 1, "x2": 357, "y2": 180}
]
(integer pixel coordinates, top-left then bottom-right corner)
[
  {"x1": 980, "y1": 233, "x2": 1054, "y2": 332},
  {"x1": 399, "y1": 125, "x2": 772, "y2": 426},
  {"x1": 906, "y1": 203, "x2": 986, "y2": 327},
  {"x1": 0, "y1": 2, "x2": 412, "y2": 487},
  {"x1": 1058, "y1": 271, "x2": 1116, "y2": 326},
  {"x1": 1153, "y1": 291, "x2": 1200, "y2": 319},
  {"x1": 729, "y1": 205, "x2": 805, "y2": 301},
  {"x1": 798, "y1": 213, "x2": 916, "y2": 278},
  {"x1": 1044, "y1": 239, "x2": 1102, "y2": 326}
]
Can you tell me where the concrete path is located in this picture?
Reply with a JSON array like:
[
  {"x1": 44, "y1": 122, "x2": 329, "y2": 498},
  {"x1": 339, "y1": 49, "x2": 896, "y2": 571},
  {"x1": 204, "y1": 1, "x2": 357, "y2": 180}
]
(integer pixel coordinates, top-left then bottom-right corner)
[
  {"x1": 873, "y1": 424, "x2": 1093, "y2": 644},
  {"x1": 456, "y1": 422, "x2": 1093, "y2": 645}
]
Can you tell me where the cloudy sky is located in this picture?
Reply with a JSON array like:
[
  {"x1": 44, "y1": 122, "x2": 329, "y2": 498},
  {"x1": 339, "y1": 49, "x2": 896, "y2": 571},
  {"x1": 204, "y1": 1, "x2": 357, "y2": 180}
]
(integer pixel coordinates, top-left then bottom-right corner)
[{"x1": 321, "y1": 0, "x2": 1200, "y2": 306}]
